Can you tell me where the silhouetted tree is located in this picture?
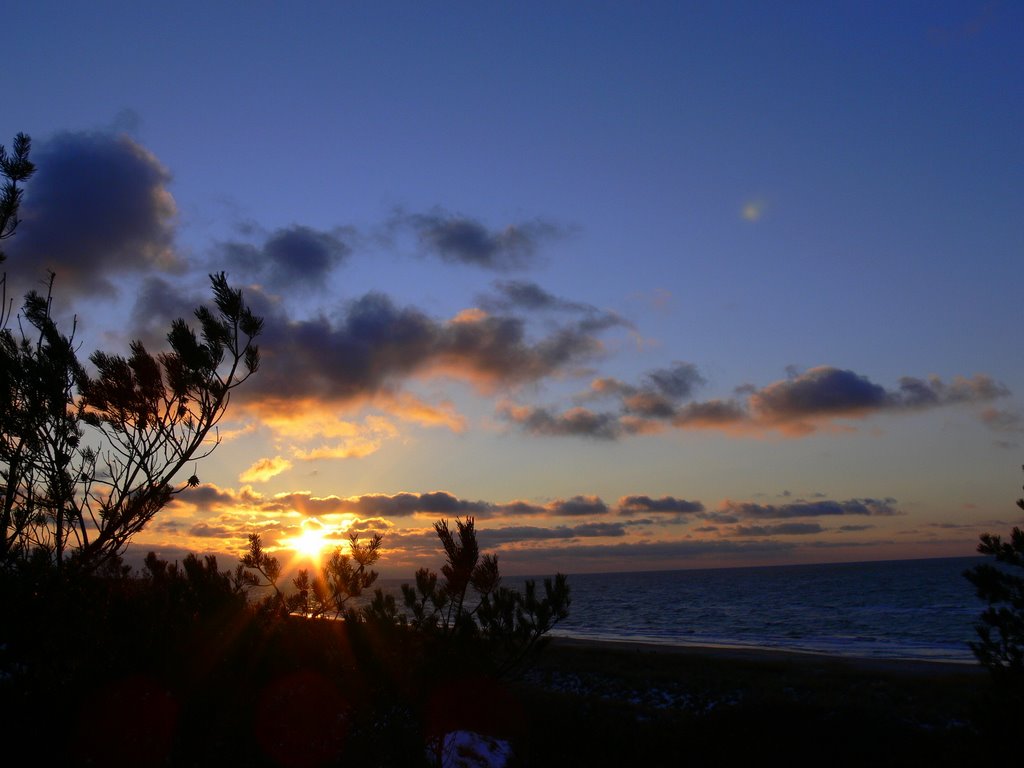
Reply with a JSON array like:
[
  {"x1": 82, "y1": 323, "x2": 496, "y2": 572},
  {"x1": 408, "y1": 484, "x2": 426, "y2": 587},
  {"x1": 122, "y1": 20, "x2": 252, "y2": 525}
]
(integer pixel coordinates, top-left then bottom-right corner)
[
  {"x1": 0, "y1": 131, "x2": 263, "y2": 574},
  {"x1": 142, "y1": 550, "x2": 249, "y2": 620},
  {"x1": 965, "y1": 521, "x2": 1024, "y2": 692},
  {"x1": 0, "y1": 273, "x2": 262, "y2": 574},
  {"x1": 241, "y1": 531, "x2": 385, "y2": 620},
  {"x1": 299, "y1": 532, "x2": 384, "y2": 619},
  {"x1": 0, "y1": 132, "x2": 34, "y2": 262},
  {"x1": 401, "y1": 516, "x2": 570, "y2": 674}
]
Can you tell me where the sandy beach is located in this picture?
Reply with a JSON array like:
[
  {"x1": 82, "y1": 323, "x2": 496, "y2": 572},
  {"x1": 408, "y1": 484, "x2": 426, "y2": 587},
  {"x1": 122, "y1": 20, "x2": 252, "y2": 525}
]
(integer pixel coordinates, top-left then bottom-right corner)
[{"x1": 508, "y1": 636, "x2": 992, "y2": 766}]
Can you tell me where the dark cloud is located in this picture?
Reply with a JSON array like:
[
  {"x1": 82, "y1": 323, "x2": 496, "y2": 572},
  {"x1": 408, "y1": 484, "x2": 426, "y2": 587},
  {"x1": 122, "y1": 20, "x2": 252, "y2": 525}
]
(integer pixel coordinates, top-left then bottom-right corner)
[
  {"x1": 478, "y1": 280, "x2": 592, "y2": 313},
  {"x1": 621, "y1": 391, "x2": 679, "y2": 419},
  {"x1": 274, "y1": 491, "x2": 495, "y2": 519},
  {"x1": 644, "y1": 363, "x2": 705, "y2": 400},
  {"x1": 169, "y1": 485, "x2": 628, "y2": 527},
  {"x1": 572, "y1": 522, "x2": 627, "y2": 537},
  {"x1": 489, "y1": 500, "x2": 540, "y2": 515},
  {"x1": 618, "y1": 495, "x2": 705, "y2": 516},
  {"x1": 189, "y1": 522, "x2": 233, "y2": 538},
  {"x1": 398, "y1": 209, "x2": 562, "y2": 270},
  {"x1": 128, "y1": 276, "x2": 207, "y2": 349},
  {"x1": 479, "y1": 522, "x2": 626, "y2": 546},
  {"x1": 169, "y1": 483, "x2": 261, "y2": 510},
  {"x1": 8, "y1": 131, "x2": 180, "y2": 295},
  {"x1": 243, "y1": 291, "x2": 618, "y2": 408},
  {"x1": 670, "y1": 399, "x2": 748, "y2": 428},
  {"x1": 547, "y1": 495, "x2": 609, "y2": 517},
  {"x1": 751, "y1": 367, "x2": 888, "y2": 421},
  {"x1": 717, "y1": 498, "x2": 902, "y2": 519},
  {"x1": 751, "y1": 367, "x2": 1008, "y2": 429},
  {"x1": 731, "y1": 523, "x2": 825, "y2": 536},
  {"x1": 509, "y1": 365, "x2": 1008, "y2": 440},
  {"x1": 218, "y1": 224, "x2": 352, "y2": 290},
  {"x1": 580, "y1": 363, "x2": 704, "y2": 418},
  {"x1": 499, "y1": 404, "x2": 623, "y2": 440}
]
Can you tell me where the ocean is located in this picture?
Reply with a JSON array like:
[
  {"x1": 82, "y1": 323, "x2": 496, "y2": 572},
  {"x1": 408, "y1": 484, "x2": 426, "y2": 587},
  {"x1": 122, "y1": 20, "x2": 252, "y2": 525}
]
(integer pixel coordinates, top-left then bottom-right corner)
[{"x1": 540, "y1": 556, "x2": 986, "y2": 662}]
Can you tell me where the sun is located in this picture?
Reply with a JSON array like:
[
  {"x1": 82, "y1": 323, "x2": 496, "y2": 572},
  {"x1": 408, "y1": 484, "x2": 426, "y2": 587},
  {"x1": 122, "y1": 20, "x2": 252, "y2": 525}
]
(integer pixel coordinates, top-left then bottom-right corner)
[{"x1": 288, "y1": 523, "x2": 331, "y2": 564}]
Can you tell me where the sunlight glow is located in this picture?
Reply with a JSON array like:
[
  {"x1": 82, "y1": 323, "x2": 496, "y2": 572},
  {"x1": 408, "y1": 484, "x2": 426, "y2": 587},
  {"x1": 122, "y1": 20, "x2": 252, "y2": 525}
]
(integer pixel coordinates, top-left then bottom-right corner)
[{"x1": 287, "y1": 522, "x2": 332, "y2": 564}]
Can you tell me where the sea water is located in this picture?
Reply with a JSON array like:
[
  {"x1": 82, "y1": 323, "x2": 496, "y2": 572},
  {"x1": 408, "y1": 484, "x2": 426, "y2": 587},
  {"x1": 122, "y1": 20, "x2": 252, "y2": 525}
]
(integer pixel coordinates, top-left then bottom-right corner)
[{"x1": 541, "y1": 556, "x2": 985, "y2": 662}]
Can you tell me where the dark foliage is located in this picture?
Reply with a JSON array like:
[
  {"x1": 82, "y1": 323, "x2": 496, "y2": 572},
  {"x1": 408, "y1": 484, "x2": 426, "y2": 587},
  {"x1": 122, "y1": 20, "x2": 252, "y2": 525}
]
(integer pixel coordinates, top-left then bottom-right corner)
[
  {"x1": 396, "y1": 516, "x2": 570, "y2": 675},
  {"x1": 0, "y1": 132, "x2": 34, "y2": 261},
  {"x1": 0, "y1": 271, "x2": 262, "y2": 574},
  {"x1": 964, "y1": 522, "x2": 1024, "y2": 695}
]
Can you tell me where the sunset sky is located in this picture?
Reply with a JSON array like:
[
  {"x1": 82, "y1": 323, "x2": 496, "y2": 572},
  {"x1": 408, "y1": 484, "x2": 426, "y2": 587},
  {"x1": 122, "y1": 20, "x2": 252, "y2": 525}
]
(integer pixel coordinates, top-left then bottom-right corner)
[{"x1": 5, "y1": 2, "x2": 1022, "y2": 576}]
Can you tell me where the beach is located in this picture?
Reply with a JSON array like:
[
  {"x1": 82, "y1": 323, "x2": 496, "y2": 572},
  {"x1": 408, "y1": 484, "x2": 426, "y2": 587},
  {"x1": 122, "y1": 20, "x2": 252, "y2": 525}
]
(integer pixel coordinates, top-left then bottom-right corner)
[{"x1": 507, "y1": 636, "x2": 992, "y2": 767}]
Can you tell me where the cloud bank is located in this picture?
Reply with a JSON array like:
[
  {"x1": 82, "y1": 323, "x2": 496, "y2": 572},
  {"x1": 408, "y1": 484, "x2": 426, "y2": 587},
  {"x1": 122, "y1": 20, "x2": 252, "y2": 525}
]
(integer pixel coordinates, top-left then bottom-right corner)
[{"x1": 505, "y1": 365, "x2": 1008, "y2": 439}]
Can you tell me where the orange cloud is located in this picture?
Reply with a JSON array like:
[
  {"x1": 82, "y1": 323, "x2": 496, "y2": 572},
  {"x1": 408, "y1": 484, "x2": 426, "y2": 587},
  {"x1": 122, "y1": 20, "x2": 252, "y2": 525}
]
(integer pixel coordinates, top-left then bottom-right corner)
[
  {"x1": 239, "y1": 456, "x2": 293, "y2": 483},
  {"x1": 376, "y1": 392, "x2": 467, "y2": 431},
  {"x1": 292, "y1": 439, "x2": 382, "y2": 461}
]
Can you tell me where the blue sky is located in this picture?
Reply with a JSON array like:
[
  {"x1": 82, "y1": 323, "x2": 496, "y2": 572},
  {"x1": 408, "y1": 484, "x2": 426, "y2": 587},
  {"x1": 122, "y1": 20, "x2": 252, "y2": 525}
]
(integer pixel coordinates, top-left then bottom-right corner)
[{"x1": 4, "y1": 2, "x2": 1023, "y2": 574}]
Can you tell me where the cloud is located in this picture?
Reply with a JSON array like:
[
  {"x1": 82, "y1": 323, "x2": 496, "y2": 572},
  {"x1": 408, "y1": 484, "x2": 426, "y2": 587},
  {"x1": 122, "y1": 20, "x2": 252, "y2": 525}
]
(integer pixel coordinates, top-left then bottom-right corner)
[
  {"x1": 316, "y1": 490, "x2": 494, "y2": 519},
  {"x1": 376, "y1": 392, "x2": 467, "y2": 432},
  {"x1": 478, "y1": 280, "x2": 593, "y2": 313},
  {"x1": 168, "y1": 483, "x2": 261, "y2": 511},
  {"x1": 165, "y1": 484, "x2": 627, "y2": 535},
  {"x1": 979, "y1": 407, "x2": 1024, "y2": 434},
  {"x1": 581, "y1": 362, "x2": 703, "y2": 407},
  {"x1": 670, "y1": 399, "x2": 749, "y2": 429},
  {"x1": 618, "y1": 495, "x2": 705, "y2": 516},
  {"x1": 128, "y1": 276, "x2": 207, "y2": 349},
  {"x1": 224, "y1": 409, "x2": 399, "y2": 465},
  {"x1": 189, "y1": 522, "x2": 234, "y2": 538},
  {"x1": 292, "y1": 440, "x2": 382, "y2": 461},
  {"x1": 8, "y1": 131, "x2": 180, "y2": 295},
  {"x1": 751, "y1": 368, "x2": 1008, "y2": 432},
  {"x1": 644, "y1": 363, "x2": 706, "y2": 400},
  {"x1": 499, "y1": 403, "x2": 623, "y2": 440},
  {"x1": 478, "y1": 522, "x2": 626, "y2": 546},
  {"x1": 730, "y1": 523, "x2": 824, "y2": 536},
  {"x1": 313, "y1": 491, "x2": 613, "y2": 521},
  {"x1": 508, "y1": 364, "x2": 1009, "y2": 440},
  {"x1": 396, "y1": 209, "x2": 563, "y2": 270},
  {"x1": 245, "y1": 292, "x2": 620, "y2": 409},
  {"x1": 750, "y1": 368, "x2": 889, "y2": 422},
  {"x1": 239, "y1": 456, "x2": 293, "y2": 483},
  {"x1": 547, "y1": 495, "x2": 610, "y2": 517},
  {"x1": 217, "y1": 224, "x2": 352, "y2": 290},
  {"x1": 716, "y1": 498, "x2": 902, "y2": 519}
]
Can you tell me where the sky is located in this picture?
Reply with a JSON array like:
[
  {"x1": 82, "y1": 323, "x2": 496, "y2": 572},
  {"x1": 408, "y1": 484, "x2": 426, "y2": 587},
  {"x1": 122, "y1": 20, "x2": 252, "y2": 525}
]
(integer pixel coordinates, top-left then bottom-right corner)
[{"x1": 4, "y1": 1, "x2": 1023, "y2": 576}]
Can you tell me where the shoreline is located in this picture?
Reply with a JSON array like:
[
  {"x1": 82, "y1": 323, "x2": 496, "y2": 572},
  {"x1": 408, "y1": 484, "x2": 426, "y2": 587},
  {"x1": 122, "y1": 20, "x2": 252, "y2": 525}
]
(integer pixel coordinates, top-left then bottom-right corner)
[{"x1": 546, "y1": 634, "x2": 986, "y2": 678}]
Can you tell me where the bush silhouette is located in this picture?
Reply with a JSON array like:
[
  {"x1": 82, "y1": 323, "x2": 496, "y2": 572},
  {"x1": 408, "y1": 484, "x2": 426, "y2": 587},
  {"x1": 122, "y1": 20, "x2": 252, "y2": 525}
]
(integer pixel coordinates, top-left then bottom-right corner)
[{"x1": 965, "y1": 524, "x2": 1024, "y2": 693}]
